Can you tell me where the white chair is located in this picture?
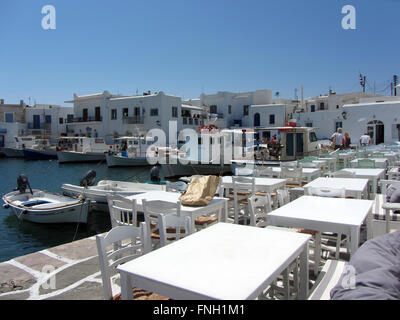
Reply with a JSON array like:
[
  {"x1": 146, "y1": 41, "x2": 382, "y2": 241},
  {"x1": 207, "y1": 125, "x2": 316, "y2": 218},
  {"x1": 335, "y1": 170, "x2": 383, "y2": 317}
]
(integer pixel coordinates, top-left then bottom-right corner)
[
  {"x1": 248, "y1": 194, "x2": 273, "y2": 227},
  {"x1": 254, "y1": 167, "x2": 275, "y2": 178},
  {"x1": 142, "y1": 200, "x2": 193, "y2": 248},
  {"x1": 306, "y1": 186, "x2": 348, "y2": 260},
  {"x1": 230, "y1": 176, "x2": 256, "y2": 224},
  {"x1": 166, "y1": 181, "x2": 188, "y2": 192},
  {"x1": 96, "y1": 224, "x2": 152, "y2": 300},
  {"x1": 235, "y1": 167, "x2": 254, "y2": 176},
  {"x1": 276, "y1": 189, "x2": 290, "y2": 207},
  {"x1": 280, "y1": 167, "x2": 303, "y2": 187},
  {"x1": 107, "y1": 194, "x2": 138, "y2": 228}
]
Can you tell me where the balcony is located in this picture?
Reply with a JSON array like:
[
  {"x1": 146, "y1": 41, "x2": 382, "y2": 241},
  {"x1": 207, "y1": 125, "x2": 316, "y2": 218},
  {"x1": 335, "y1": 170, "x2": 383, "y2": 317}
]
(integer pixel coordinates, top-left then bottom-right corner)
[
  {"x1": 27, "y1": 123, "x2": 51, "y2": 130},
  {"x1": 67, "y1": 116, "x2": 103, "y2": 123},
  {"x1": 122, "y1": 116, "x2": 145, "y2": 125},
  {"x1": 182, "y1": 117, "x2": 204, "y2": 126}
]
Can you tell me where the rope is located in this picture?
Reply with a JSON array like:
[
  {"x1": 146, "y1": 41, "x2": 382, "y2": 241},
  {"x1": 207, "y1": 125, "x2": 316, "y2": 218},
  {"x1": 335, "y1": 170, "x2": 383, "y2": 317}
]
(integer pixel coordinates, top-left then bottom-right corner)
[{"x1": 72, "y1": 193, "x2": 86, "y2": 242}]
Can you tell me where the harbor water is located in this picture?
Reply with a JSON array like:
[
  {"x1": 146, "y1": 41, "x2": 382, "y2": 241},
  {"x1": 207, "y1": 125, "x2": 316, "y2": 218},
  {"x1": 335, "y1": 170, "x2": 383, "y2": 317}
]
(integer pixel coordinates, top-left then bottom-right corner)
[{"x1": 0, "y1": 158, "x2": 158, "y2": 263}]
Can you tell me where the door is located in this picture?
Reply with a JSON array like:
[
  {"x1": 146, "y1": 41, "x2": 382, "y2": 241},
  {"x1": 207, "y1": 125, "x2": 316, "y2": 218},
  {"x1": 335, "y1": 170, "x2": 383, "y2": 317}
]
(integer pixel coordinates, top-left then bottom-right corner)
[
  {"x1": 33, "y1": 115, "x2": 41, "y2": 129},
  {"x1": 95, "y1": 107, "x2": 101, "y2": 121},
  {"x1": 286, "y1": 133, "x2": 294, "y2": 157},
  {"x1": 82, "y1": 109, "x2": 88, "y2": 122},
  {"x1": 367, "y1": 120, "x2": 384, "y2": 145},
  {"x1": 295, "y1": 133, "x2": 304, "y2": 156},
  {"x1": 0, "y1": 135, "x2": 4, "y2": 148},
  {"x1": 254, "y1": 113, "x2": 260, "y2": 127}
]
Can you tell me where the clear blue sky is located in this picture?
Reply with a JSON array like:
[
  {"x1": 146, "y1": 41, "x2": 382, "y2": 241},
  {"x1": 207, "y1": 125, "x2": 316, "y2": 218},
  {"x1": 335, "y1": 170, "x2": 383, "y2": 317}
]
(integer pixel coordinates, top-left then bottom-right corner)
[{"x1": 0, "y1": 0, "x2": 399, "y2": 106}]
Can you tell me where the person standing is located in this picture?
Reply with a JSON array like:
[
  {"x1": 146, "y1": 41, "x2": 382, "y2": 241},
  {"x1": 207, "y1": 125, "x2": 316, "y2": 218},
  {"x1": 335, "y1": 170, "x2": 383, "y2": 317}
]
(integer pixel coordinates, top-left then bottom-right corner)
[
  {"x1": 330, "y1": 128, "x2": 344, "y2": 150},
  {"x1": 344, "y1": 132, "x2": 351, "y2": 149},
  {"x1": 360, "y1": 133, "x2": 372, "y2": 147}
]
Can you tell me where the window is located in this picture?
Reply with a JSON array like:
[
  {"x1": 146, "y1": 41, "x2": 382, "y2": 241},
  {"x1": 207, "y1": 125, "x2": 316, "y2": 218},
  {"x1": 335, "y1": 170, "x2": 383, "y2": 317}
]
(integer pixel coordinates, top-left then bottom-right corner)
[
  {"x1": 59, "y1": 118, "x2": 64, "y2": 124},
  {"x1": 111, "y1": 109, "x2": 117, "y2": 120},
  {"x1": 5, "y1": 113, "x2": 13, "y2": 123},
  {"x1": 320, "y1": 102, "x2": 325, "y2": 110},
  {"x1": 210, "y1": 105, "x2": 217, "y2": 114},
  {"x1": 228, "y1": 105, "x2": 232, "y2": 114},
  {"x1": 305, "y1": 122, "x2": 313, "y2": 128},
  {"x1": 335, "y1": 121, "x2": 343, "y2": 132},
  {"x1": 309, "y1": 132, "x2": 318, "y2": 143},
  {"x1": 172, "y1": 106, "x2": 178, "y2": 118},
  {"x1": 95, "y1": 106, "x2": 101, "y2": 121},
  {"x1": 310, "y1": 105, "x2": 315, "y2": 112},
  {"x1": 82, "y1": 108, "x2": 88, "y2": 121},
  {"x1": 269, "y1": 114, "x2": 275, "y2": 125},
  {"x1": 336, "y1": 105, "x2": 339, "y2": 109},
  {"x1": 243, "y1": 105, "x2": 249, "y2": 116},
  {"x1": 123, "y1": 108, "x2": 129, "y2": 117},
  {"x1": 150, "y1": 108, "x2": 158, "y2": 116}
]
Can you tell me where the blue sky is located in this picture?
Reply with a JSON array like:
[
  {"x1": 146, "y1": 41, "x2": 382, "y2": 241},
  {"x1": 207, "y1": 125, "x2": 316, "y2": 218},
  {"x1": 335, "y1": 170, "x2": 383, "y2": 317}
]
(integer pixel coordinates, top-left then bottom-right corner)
[{"x1": 0, "y1": 0, "x2": 399, "y2": 106}]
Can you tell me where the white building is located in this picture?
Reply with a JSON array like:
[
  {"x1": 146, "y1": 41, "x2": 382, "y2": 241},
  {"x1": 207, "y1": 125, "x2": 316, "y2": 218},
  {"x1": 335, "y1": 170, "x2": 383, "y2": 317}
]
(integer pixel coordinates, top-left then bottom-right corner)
[{"x1": 65, "y1": 90, "x2": 200, "y2": 144}]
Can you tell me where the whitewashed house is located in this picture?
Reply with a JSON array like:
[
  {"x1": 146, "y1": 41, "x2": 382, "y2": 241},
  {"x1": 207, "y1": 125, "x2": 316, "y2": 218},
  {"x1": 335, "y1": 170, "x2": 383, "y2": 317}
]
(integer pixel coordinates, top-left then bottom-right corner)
[{"x1": 0, "y1": 99, "x2": 27, "y2": 148}]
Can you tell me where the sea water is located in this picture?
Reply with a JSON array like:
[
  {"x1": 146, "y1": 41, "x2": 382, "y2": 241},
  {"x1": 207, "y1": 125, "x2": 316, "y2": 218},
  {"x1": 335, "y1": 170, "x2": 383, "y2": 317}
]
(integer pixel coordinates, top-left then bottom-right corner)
[{"x1": 0, "y1": 158, "x2": 157, "y2": 263}]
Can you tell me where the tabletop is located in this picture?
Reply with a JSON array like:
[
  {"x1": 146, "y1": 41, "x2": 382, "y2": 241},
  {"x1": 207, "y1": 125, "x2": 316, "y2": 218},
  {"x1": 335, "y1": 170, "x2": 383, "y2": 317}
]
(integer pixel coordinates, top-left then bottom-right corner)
[
  {"x1": 339, "y1": 168, "x2": 385, "y2": 178},
  {"x1": 268, "y1": 195, "x2": 374, "y2": 227},
  {"x1": 117, "y1": 223, "x2": 311, "y2": 300},
  {"x1": 303, "y1": 177, "x2": 369, "y2": 193}
]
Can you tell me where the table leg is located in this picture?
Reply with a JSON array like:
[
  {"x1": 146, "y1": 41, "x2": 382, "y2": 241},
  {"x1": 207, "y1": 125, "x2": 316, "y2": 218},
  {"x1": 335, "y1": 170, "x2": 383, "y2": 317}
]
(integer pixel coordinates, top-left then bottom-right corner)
[
  {"x1": 120, "y1": 272, "x2": 133, "y2": 300},
  {"x1": 313, "y1": 232, "x2": 321, "y2": 277},
  {"x1": 350, "y1": 227, "x2": 360, "y2": 257},
  {"x1": 299, "y1": 242, "x2": 309, "y2": 300}
]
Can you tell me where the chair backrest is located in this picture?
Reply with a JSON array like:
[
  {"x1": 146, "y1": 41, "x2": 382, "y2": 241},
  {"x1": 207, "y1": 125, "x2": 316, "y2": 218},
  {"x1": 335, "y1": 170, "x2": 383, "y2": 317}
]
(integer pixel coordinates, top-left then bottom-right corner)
[
  {"x1": 379, "y1": 180, "x2": 400, "y2": 194},
  {"x1": 248, "y1": 194, "x2": 272, "y2": 227},
  {"x1": 254, "y1": 167, "x2": 275, "y2": 178},
  {"x1": 107, "y1": 194, "x2": 138, "y2": 228},
  {"x1": 142, "y1": 200, "x2": 193, "y2": 247},
  {"x1": 306, "y1": 187, "x2": 346, "y2": 198},
  {"x1": 280, "y1": 167, "x2": 302, "y2": 185},
  {"x1": 166, "y1": 181, "x2": 188, "y2": 192},
  {"x1": 371, "y1": 153, "x2": 385, "y2": 158},
  {"x1": 357, "y1": 158, "x2": 376, "y2": 168},
  {"x1": 331, "y1": 171, "x2": 356, "y2": 178},
  {"x1": 280, "y1": 161, "x2": 298, "y2": 168},
  {"x1": 276, "y1": 189, "x2": 290, "y2": 207},
  {"x1": 235, "y1": 167, "x2": 254, "y2": 176},
  {"x1": 232, "y1": 176, "x2": 256, "y2": 194},
  {"x1": 96, "y1": 223, "x2": 150, "y2": 300},
  {"x1": 298, "y1": 161, "x2": 319, "y2": 169}
]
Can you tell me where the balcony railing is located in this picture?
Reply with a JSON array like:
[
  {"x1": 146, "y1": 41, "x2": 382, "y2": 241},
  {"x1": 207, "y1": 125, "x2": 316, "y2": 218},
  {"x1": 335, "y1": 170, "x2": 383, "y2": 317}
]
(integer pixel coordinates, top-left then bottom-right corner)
[
  {"x1": 27, "y1": 123, "x2": 51, "y2": 130},
  {"x1": 182, "y1": 117, "x2": 204, "y2": 126},
  {"x1": 122, "y1": 116, "x2": 145, "y2": 125},
  {"x1": 67, "y1": 116, "x2": 102, "y2": 123}
]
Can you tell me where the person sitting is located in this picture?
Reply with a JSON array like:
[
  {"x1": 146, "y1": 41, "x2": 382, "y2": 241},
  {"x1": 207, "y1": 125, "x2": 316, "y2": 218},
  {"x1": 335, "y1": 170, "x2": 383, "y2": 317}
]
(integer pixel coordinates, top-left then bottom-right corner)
[{"x1": 360, "y1": 133, "x2": 372, "y2": 147}]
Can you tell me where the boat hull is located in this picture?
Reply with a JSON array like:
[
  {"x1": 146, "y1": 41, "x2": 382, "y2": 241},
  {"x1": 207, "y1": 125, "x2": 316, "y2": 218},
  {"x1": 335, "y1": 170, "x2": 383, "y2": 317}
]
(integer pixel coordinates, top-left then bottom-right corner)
[
  {"x1": 105, "y1": 153, "x2": 151, "y2": 167},
  {"x1": 1, "y1": 147, "x2": 24, "y2": 158},
  {"x1": 2, "y1": 190, "x2": 90, "y2": 224},
  {"x1": 23, "y1": 148, "x2": 58, "y2": 160},
  {"x1": 57, "y1": 151, "x2": 106, "y2": 163}
]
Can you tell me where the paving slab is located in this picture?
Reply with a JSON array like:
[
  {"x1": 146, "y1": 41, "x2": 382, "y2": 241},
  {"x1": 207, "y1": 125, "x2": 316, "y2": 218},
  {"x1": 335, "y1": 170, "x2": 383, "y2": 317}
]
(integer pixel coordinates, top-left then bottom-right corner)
[
  {"x1": 15, "y1": 252, "x2": 67, "y2": 272},
  {"x1": 47, "y1": 238, "x2": 98, "y2": 260},
  {"x1": 45, "y1": 281, "x2": 104, "y2": 300},
  {"x1": 0, "y1": 263, "x2": 36, "y2": 293}
]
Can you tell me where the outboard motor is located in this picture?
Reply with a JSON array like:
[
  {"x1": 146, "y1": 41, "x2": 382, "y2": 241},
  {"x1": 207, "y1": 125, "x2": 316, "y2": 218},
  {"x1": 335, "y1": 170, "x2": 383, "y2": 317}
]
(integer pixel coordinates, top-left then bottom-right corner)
[
  {"x1": 150, "y1": 165, "x2": 160, "y2": 184},
  {"x1": 79, "y1": 170, "x2": 96, "y2": 187},
  {"x1": 16, "y1": 174, "x2": 33, "y2": 194}
]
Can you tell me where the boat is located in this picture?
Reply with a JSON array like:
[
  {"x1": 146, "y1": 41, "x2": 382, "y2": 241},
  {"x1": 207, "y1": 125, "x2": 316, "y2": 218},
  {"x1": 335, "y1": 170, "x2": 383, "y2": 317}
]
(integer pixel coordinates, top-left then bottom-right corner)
[
  {"x1": 105, "y1": 136, "x2": 154, "y2": 167},
  {"x1": 22, "y1": 138, "x2": 58, "y2": 160},
  {"x1": 1, "y1": 136, "x2": 40, "y2": 158},
  {"x1": 2, "y1": 175, "x2": 89, "y2": 224},
  {"x1": 57, "y1": 137, "x2": 113, "y2": 163}
]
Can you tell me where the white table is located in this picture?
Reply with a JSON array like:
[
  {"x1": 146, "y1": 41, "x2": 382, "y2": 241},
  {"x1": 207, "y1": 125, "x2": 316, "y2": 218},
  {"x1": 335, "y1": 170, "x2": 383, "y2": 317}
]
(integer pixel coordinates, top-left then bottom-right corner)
[
  {"x1": 117, "y1": 223, "x2": 311, "y2": 300},
  {"x1": 271, "y1": 167, "x2": 321, "y2": 182},
  {"x1": 303, "y1": 177, "x2": 369, "y2": 199},
  {"x1": 350, "y1": 158, "x2": 388, "y2": 169},
  {"x1": 339, "y1": 168, "x2": 386, "y2": 196},
  {"x1": 268, "y1": 196, "x2": 374, "y2": 260},
  {"x1": 125, "y1": 191, "x2": 228, "y2": 229},
  {"x1": 338, "y1": 152, "x2": 356, "y2": 168},
  {"x1": 220, "y1": 176, "x2": 287, "y2": 195}
]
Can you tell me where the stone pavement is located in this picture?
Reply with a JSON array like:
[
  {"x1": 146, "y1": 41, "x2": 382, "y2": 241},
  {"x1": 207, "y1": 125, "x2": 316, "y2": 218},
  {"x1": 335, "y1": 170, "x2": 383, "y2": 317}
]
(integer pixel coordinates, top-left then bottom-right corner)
[{"x1": 0, "y1": 235, "x2": 107, "y2": 300}]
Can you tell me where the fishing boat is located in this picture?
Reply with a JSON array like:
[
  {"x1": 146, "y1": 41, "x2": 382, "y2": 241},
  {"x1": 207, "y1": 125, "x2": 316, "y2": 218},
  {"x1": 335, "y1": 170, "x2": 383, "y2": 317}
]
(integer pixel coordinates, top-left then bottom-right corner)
[
  {"x1": 1, "y1": 136, "x2": 39, "y2": 158},
  {"x1": 105, "y1": 136, "x2": 154, "y2": 167},
  {"x1": 22, "y1": 138, "x2": 58, "y2": 160},
  {"x1": 2, "y1": 175, "x2": 89, "y2": 224},
  {"x1": 57, "y1": 137, "x2": 112, "y2": 163}
]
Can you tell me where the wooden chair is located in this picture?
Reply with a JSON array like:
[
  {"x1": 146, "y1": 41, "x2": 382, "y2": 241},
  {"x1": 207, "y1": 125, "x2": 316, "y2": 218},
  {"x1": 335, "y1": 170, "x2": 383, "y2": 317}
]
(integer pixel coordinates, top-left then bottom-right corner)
[
  {"x1": 96, "y1": 224, "x2": 165, "y2": 300},
  {"x1": 280, "y1": 167, "x2": 303, "y2": 188},
  {"x1": 230, "y1": 176, "x2": 256, "y2": 224},
  {"x1": 357, "y1": 158, "x2": 376, "y2": 168},
  {"x1": 107, "y1": 194, "x2": 138, "y2": 228},
  {"x1": 276, "y1": 189, "x2": 290, "y2": 207},
  {"x1": 254, "y1": 167, "x2": 275, "y2": 178},
  {"x1": 142, "y1": 200, "x2": 193, "y2": 248},
  {"x1": 248, "y1": 194, "x2": 273, "y2": 227}
]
